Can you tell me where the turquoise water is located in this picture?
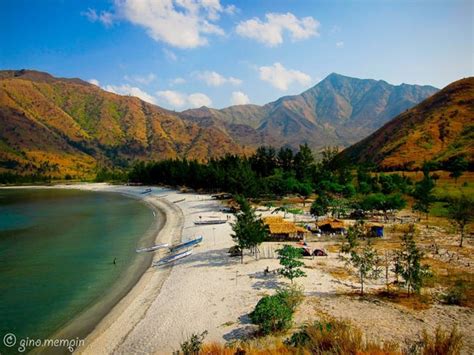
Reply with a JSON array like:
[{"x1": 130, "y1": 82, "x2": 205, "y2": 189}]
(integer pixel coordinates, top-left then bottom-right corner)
[{"x1": 0, "y1": 189, "x2": 156, "y2": 353}]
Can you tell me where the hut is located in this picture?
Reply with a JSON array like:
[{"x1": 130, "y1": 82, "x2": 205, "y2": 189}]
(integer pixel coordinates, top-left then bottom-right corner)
[
  {"x1": 317, "y1": 219, "x2": 346, "y2": 234},
  {"x1": 264, "y1": 216, "x2": 307, "y2": 240},
  {"x1": 368, "y1": 223, "x2": 384, "y2": 237}
]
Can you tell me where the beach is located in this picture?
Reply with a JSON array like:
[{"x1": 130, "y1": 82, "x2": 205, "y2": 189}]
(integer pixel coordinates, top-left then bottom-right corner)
[
  {"x1": 70, "y1": 184, "x2": 472, "y2": 354},
  {"x1": 2, "y1": 184, "x2": 471, "y2": 353}
]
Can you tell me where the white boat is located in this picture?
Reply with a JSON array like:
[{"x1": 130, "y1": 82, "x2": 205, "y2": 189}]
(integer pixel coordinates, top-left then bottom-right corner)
[
  {"x1": 153, "y1": 250, "x2": 192, "y2": 266},
  {"x1": 169, "y1": 235, "x2": 203, "y2": 252},
  {"x1": 136, "y1": 243, "x2": 169, "y2": 253},
  {"x1": 194, "y1": 219, "x2": 227, "y2": 225}
]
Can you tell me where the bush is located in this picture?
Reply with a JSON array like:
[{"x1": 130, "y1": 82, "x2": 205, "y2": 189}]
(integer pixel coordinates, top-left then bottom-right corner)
[
  {"x1": 285, "y1": 319, "x2": 399, "y2": 353},
  {"x1": 179, "y1": 330, "x2": 208, "y2": 354},
  {"x1": 275, "y1": 284, "x2": 304, "y2": 312},
  {"x1": 441, "y1": 280, "x2": 468, "y2": 306},
  {"x1": 421, "y1": 326, "x2": 463, "y2": 355},
  {"x1": 250, "y1": 294, "x2": 293, "y2": 335}
]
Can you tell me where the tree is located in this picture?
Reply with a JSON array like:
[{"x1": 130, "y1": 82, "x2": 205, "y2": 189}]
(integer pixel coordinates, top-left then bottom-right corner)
[
  {"x1": 250, "y1": 294, "x2": 293, "y2": 334},
  {"x1": 277, "y1": 147, "x2": 294, "y2": 172},
  {"x1": 296, "y1": 182, "x2": 313, "y2": 207},
  {"x1": 293, "y1": 143, "x2": 314, "y2": 181},
  {"x1": 349, "y1": 241, "x2": 381, "y2": 295},
  {"x1": 446, "y1": 156, "x2": 468, "y2": 184},
  {"x1": 340, "y1": 220, "x2": 365, "y2": 253},
  {"x1": 412, "y1": 169, "x2": 436, "y2": 218},
  {"x1": 393, "y1": 228, "x2": 431, "y2": 295},
  {"x1": 310, "y1": 193, "x2": 331, "y2": 217},
  {"x1": 250, "y1": 146, "x2": 277, "y2": 177},
  {"x1": 447, "y1": 195, "x2": 474, "y2": 247},
  {"x1": 276, "y1": 245, "x2": 307, "y2": 283},
  {"x1": 360, "y1": 193, "x2": 406, "y2": 220},
  {"x1": 231, "y1": 196, "x2": 269, "y2": 263}
]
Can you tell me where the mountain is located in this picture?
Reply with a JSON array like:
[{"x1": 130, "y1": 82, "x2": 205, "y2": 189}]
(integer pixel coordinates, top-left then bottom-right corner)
[
  {"x1": 0, "y1": 70, "x2": 250, "y2": 178},
  {"x1": 0, "y1": 70, "x2": 439, "y2": 178},
  {"x1": 182, "y1": 73, "x2": 438, "y2": 149},
  {"x1": 336, "y1": 77, "x2": 474, "y2": 169}
]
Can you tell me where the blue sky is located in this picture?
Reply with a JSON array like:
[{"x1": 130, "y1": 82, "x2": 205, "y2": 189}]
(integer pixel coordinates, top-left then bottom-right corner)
[{"x1": 1, "y1": 0, "x2": 472, "y2": 110}]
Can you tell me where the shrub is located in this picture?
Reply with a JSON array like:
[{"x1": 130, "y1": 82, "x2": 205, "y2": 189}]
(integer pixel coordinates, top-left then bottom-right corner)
[
  {"x1": 421, "y1": 326, "x2": 463, "y2": 355},
  {"x1": 441, "y1": 280, "x2": 468, "y2": 306},
  {"x1": 179, "y1": 330, "x2": 208, "y2": 355},
  {"x1": 275, "y1": 284, "x2": 304, "y2": 312},
  {"x1": 285, "y1": 319, "x2": 399, "y2": 354},
  {"x1": 250, "y1": 294, "x2": 293, "y2": 335}
]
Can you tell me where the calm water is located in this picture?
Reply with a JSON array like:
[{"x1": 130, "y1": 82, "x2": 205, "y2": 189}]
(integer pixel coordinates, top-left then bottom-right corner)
[{"x1": 0, "y1": 189, "x2": 155, "y2": 353}]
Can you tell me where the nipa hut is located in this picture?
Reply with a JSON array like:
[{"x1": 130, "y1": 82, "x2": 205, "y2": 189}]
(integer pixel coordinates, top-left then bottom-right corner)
[
  {"x1": 317, "y1": 219, "x2": 346, "y2": 234},
  {"x1": 264, "y1": 216, "x2": 307, "y2": 240}
]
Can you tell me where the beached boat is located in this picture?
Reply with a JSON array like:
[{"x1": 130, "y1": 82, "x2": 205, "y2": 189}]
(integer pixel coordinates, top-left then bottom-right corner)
[
  {"x1": 153, "y1": 250, "x2": 192, "y2": 266},
  {"x1": 169, "y1": 235, "x2": 203, "y2": 252},
  {"x1": 136, "y1": 243, "x2": 169, "y2": 253},
  {"x1": 194, "y1": 219, "x2": 227, "y2": 225}
]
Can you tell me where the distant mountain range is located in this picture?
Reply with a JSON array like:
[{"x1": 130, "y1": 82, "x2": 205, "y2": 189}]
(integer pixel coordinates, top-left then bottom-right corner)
[
  {"x1": 337, "y1": 77, "x2": 474, "y2": 170},
  {"x1": 0, "y1": 69, "x2": 438, "y2": 177},
  {"x1": 182, "y1": 73, "x2": 438, "y2": 149}
]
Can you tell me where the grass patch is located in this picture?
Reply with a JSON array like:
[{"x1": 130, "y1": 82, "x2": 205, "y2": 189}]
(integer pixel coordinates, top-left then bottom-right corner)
[
  {"x1": 375, "y1": 290, "x2": 432, "y2": 310},
  {"x1": 328, "y1": 266, "x2": 352, "y2": 280}
]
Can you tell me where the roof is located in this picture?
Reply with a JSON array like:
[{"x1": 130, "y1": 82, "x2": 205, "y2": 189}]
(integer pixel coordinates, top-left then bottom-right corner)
[
  {"x1": 263, "y1": 216, "x2": 285, "y2": 224},
  {"x1": 368, "y1": 223, "x2": 384, "y2": 228},
  {"x1": 317, "y1": 219, "x2": 346, "y2": 229},
  {"x1": 267, "y1": 222, "x2": 298, "y2": 234},
  {"x1": 295, "y1": 226, "x2": 309, "y2": 233}
]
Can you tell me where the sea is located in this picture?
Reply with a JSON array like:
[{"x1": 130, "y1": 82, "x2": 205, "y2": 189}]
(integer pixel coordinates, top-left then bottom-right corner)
[{"x1": 0, "y1": 188, "x2": 157, "y2": 354}]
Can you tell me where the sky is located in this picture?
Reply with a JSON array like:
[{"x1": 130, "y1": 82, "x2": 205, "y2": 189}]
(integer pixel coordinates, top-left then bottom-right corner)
[{"x1": 0, "y1": 0, "x2": 473, "y2": 110}]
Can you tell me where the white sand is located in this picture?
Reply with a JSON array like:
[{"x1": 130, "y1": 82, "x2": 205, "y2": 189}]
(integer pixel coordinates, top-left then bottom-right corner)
[{"x1": 11, "y1": 184, "x2": 470, "y2": 353}]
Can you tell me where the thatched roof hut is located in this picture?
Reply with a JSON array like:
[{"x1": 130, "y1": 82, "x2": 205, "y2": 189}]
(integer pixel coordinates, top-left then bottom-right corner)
[
  {"x1": 317, "y1": 219, "x2": 346, "y2": 234},
  {"x1": 264, "y1": 217, "x2": 307, "y2": 240}
]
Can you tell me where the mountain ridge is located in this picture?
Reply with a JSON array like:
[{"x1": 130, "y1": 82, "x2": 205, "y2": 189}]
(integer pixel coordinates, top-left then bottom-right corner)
[
  {"x1": 337, "y1": 77, "x2": 474, "y2": 170},
  {"x1": 182, "y1": 72, "x2": 438, "y2": 149},
  {"x1": 0, "y1": 69, "x2": 439, "y2": 177}
]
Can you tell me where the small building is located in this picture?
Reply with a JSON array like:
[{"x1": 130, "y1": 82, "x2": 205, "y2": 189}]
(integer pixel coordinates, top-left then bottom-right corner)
[
  {"x1": 317, "y1": 219, "x2": 346, "y2": 234},
  {"x1": 368, "y1": 223, "x2": 384, "y2": 237},
  {"x1": 263, "y1": 216, "x2": 307, "y2": 240}
]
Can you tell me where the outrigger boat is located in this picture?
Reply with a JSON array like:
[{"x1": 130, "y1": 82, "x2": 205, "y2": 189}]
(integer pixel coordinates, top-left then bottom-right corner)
[
  {"x1": 136, "y1": 243, "x2": 169, "y2": 253},
  {"x1": 153, "y1": 249, "x2": 192, "y2": 266},
  {"x1": 194, "y1": 219, "x2": 227, "y2": 225},
  {"x1": 169, "y1": 235, "x2": 203, "y2": 252}
]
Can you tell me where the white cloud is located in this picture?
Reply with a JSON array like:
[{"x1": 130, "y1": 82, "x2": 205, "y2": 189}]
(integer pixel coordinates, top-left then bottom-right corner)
[
  {"x1": 88, "y1": 78, "x2": 100, "y2": 86},
  {"x1": 156, "y1": 90, "x2": 212, "y2": 108},
  {"x1": 82, "y1": 8, "x2": 114, "y2": 27},
  {"x1": 156, "y1": 90, "x2": 187, "y2": 107},
  {"x1": 112, "y1": 0, "x2": 230, "y2": 48},
  {"x1": 124, "y1": 73, "x2": 156, "y2": 85},
  {"x1": 103, "y1": 84, "x2": 157, "y2": 104},
  {"x1": 188, "y1": 93, "x2": 212, "y2": 107},
  {"x1": 336, "y1": 41, "x2": 344, "y2": 48},
  {"x1": 195, "y1": 70, "x2": 242, "y2": 86},
  {"x1": 258, "y1": 62, "x2": 311, "y2": 91},
  {"x1": 236, "y1": 12, "x2": 319, "y2": 47},
  {"x1": 170, "y1": 77, "x2": 186, "y2": 85},
  {"x1": 163, "y1": 48, "x2": 178, "y2": 61},
  {"x1": 230, "y1": 91, "x2": 250, "y2": 105}
]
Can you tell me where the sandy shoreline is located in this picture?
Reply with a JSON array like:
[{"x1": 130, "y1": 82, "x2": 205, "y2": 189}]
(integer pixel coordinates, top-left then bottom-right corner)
[{"x1": 3, "y1": 183, "x2": 472, "y2": 354}]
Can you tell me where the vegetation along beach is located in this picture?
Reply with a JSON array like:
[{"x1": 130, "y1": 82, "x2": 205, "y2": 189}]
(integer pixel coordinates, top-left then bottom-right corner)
[{"x1": 0, "y1": 0, "x2": 473, "y2": 354}]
